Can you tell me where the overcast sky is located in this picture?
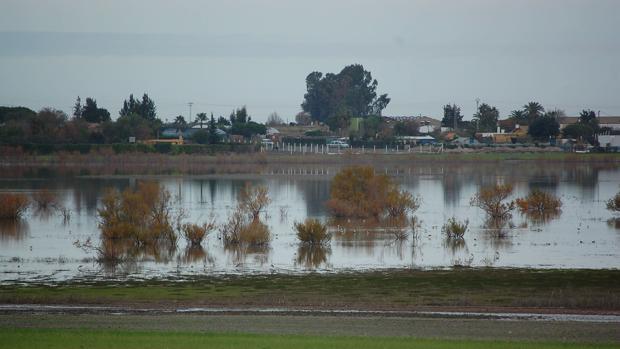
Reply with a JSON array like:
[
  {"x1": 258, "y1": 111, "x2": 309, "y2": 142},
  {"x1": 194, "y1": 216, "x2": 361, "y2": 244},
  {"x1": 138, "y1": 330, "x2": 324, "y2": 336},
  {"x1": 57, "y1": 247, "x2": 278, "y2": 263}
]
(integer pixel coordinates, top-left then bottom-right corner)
[{"x1": 0, "y1": 0, "x2": 619, "y2": 122}]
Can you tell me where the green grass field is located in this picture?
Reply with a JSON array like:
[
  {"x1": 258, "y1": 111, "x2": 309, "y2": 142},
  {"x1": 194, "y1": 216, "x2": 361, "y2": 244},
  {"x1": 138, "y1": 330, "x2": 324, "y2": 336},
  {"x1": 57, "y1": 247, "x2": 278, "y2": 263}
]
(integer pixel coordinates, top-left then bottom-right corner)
[
  {"x1": 0, "y1": 329, "x2": 617, "y2": 349},
  {"x1": 2, "y1": 269, "x2": 619, "y2": 310}
]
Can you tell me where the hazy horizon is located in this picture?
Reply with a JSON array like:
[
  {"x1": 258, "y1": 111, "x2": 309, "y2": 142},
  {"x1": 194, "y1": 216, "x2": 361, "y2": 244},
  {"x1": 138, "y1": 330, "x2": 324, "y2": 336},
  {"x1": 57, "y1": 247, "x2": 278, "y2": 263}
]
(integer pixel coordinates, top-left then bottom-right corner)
[{"x1": 1, "y1": 0, "x2": 619, "y2": 122}]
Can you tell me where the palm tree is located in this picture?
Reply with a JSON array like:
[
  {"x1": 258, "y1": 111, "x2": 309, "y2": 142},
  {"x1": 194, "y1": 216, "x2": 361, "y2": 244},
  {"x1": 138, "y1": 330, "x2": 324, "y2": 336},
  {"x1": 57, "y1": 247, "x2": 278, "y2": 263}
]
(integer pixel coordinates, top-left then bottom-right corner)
[
  {"x1": 195, "y1": 112, "x2": 208, "y2": 129},
  {"x1": 509, "y1": 110, "x2": 527, "y2": 124},
  {"x1": 174, "y1": 115, "x2": 187, "y2": 132},
  {"x1": 523, "y1": 102, "x2": 545, "y2": 122}
]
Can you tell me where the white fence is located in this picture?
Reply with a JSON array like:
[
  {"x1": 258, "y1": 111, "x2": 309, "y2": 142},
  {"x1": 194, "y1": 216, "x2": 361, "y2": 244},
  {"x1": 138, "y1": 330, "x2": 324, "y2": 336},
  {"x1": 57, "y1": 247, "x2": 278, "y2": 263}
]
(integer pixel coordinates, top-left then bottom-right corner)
[{"x1": 260, "y1": 142, "x2": 443, "y2": 154}]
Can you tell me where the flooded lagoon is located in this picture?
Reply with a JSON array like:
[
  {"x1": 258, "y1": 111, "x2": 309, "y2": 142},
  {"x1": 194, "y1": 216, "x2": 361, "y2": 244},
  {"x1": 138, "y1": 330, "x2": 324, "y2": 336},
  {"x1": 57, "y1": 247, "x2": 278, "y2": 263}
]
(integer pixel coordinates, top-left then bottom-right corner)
[{"x1": 0, "y1": 162, "x2": 619, "y2": 282}]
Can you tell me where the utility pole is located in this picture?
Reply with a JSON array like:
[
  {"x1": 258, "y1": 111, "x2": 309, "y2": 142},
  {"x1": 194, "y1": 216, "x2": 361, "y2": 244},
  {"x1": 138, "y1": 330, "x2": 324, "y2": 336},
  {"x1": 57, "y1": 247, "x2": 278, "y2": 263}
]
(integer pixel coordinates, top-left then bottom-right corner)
[
  {"x1": 475, "y1": 98, "x2": 480, "y2": 132},
  {"x1": 188, "y1": 102, "x2": 194, "y2": 122}
]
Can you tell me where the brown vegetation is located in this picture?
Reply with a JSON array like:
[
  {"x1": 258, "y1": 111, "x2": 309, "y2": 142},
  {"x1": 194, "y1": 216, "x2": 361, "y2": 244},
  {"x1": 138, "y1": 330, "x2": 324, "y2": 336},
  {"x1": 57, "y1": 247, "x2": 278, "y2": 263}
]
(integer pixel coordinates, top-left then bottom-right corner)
[
  {"x1": 181, "y1": 222, "x2": 215, "y2": 247},
  {"x1": 0, "y1": 193, "x2": 29, "y2": 219},
  {"x1": 516, "y1": 189, "x2": 562, "y2": 213},
  {"x1": 294, "y1": 218, "x2": 331, "y2": 245},
  {"x1": 326, "y1": 166, "x2": 420, "y2": 219},
  {"x1": 237, "y1": 183, "x2": 271, "y2": 220},
  {"x1": 442, "y1": 217, "x2": 469, "y2": 239},
  {"x1": 470, "y1": 184, "x2": 515, "y2": 220},
  {"x1": 97, "y1": 182, "x2": 177, "y2": 245},
  {"x1": 607, "y1": 191, "x2": 620, "y2": 213}
]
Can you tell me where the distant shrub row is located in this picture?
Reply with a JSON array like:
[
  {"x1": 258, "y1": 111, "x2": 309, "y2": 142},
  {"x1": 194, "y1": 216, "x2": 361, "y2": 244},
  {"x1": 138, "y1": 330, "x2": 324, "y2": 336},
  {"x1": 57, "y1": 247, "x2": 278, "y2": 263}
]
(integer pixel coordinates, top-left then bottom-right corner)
[{"x1": 0, "y1": 143, "x2": 258, "y2": 155}]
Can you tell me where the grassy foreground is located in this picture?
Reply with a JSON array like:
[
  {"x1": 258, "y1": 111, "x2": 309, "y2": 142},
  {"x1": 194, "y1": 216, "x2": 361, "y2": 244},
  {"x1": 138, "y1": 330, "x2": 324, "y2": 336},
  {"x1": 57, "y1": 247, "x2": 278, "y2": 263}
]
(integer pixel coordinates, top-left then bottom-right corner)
[
  {"x1": 0, "y1": 329, "x2": 617, "y2": 349},
  {"x1": 2, "y1": 269, "x2": 619, "y2": 310}
]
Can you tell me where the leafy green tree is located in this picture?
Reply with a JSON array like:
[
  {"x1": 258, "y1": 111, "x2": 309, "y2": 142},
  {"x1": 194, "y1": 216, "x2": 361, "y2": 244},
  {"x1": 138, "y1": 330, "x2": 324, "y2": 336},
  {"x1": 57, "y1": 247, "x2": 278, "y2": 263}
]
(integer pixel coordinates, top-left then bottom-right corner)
[
  {"x1": 301, "y1": 64, "x2": 390, "y2": 130},
  {"x1": 528, "y1": 116, "x2": 560, "y2": 140},
  {"x1": 217, "y1": 116, "x2": 231, "y2": 126},
  {"x1": 393, "y1": 120, "x2": 419, "y2": 136},
  {"x1": 195, "y1": 112, "x2": 208, "y2": 129},
  {"x1": 441, "y1": 104, "x2": 463, "y2": 128},
  {"x1": 509, "y1": 109, "x2": 528, "y2": 125},
  {"x1": 30, "y1": 108, "x2": 68, "y2": 143},
  {"x1": 208, "y1": 114, "x2": 219, "y2": 144},
  {"x1": 563, "y1": 123, "x2": 595, "y2": 143},
  {"x1": 231, "y1": 121, "x2": 266, "y2": 137},
  {"x1": 0, "y1": 106, "x2": 36, "y2": 124},
  {"x1": 81, "y1": 98, "x2": 111, "y2": 123},
  {"x1": 579, "y1": 109, "x2": 599, "y2": 133},
  {"x1": 473, "y1": 103, "x2": 499, "y2": 132},
  {"x1": 230, "y1": 106, "x2": 248, "y2": 124},
  {"x1": 120, "y1": 93, "x2": 157, "y2": 121},
  {"x1": 192, "y1": 130, "x2": 209, "y2": 144},
  {"x1": 103, "y1": 113, "x2": 153, "y2": 142},
  {"x1": 523, "y1": 101, "x2": 545, "y2": 124},
  {"x1": 174, "y1": 115, "x2": 187, "y2": 132},
  {"x1": 73, "y1": 96, "x2": 83, "y2": 119}
]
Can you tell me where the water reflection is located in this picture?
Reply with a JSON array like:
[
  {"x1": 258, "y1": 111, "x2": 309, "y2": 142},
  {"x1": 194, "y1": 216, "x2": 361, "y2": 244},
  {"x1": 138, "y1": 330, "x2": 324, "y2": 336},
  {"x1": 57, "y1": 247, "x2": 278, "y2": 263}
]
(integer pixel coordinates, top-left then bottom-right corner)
[
  {"x1": 0, "y1": 219, "x2": 29, "y2": 241},
  {"x1": 296, "y1": 244, "x2": 331, "y2": 269},
  {"x1": 607, "y1": 218, "x2": 620, "y2": 230},
  {"x1": 178, "y1": 246, "x2": 214, "y2": 265},
  {"x1": 224, "y1": 245, "x2": 270, "y2": 268}
]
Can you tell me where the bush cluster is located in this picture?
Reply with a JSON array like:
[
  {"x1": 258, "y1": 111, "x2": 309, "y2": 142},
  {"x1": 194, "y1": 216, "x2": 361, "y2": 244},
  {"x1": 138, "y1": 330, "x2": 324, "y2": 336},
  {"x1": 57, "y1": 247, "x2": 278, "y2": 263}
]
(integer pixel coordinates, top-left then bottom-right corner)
[
  {"x1": 607, "y1": 192, "x2": 620, "y2": 213},
  {"x1": 470, "y1": 184, "x2": 515, "y2": 220},
  {"x1": 294, "y1": 218, "x2": 331, "y2": 245},
  {"x1": 442, "y1": 217, "x2": 469, "y2": 239},
  {"x1": 97, "y1": 182, "x2": 177, "y2": 246},
  {"x1": 219, "y1": 183, "x2": 272, "y2": 246},
  {"x1": 516, "y1": 189, "x2": 562, "y2": 213},
  {"x1": 326, "y1": 166, "x2": 420, "y2": 219}
]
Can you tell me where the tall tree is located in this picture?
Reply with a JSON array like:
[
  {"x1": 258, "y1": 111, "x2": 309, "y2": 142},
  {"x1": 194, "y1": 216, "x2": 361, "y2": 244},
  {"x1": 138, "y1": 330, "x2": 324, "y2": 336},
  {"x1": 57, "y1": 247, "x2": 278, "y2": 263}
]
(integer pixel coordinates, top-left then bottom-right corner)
[
  {"x1": 473, "y1": 103, "x2": 500, "y2": 132},
  {"x1": 578, "y1": 109, "x2": 599, "y2": 132},
  {"x1": 509, "y1": 109, "x2": 528, "y2": 125},
  {"x1": 120, "y1": 93, "x2": 157, "y2": 121},
  {"x1": 301, "y1": 64, "x2": 390, "y2": 130},
  {"x1": 196, "y1": 112, "x2": 208, "y2": 129},
  {"x1": 528, "y1": 116, "x2": 560, "y2": 140},
  {"x1": 441, "y1": 104, "x2": 463, "y2": 129},
  {"x1": 174, "y1": 115, "x2": 187, "y2": 132},
  {"x1": 208, "y1": 114, "x2": 219, "y2": 144},
  {"x1": 73, "y1": 96, "x2": 83, "y2": 119},
  {"x1": 81, "y1": 98, "x2": 111, "y2": 123},
  {"x1": 523, "y1": 101, "x2": 545, "y2": 124}
]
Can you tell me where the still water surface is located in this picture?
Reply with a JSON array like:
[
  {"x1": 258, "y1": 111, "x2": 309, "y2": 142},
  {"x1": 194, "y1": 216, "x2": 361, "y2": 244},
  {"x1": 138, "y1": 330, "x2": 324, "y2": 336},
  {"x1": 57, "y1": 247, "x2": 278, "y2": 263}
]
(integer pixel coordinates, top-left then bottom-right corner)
[{"x1": 1, "y1": 163, "x2": 619, "y2": 282}]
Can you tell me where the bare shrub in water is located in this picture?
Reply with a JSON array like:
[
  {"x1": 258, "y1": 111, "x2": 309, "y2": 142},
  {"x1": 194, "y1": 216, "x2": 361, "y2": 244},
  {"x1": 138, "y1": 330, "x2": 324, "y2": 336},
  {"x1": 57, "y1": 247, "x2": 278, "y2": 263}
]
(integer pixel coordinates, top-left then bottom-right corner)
[
  {"x1": 470, "y1": 184, "x2": 515, "y2": 220},
  {"x1": 516, "y1": 189, "x2": 562, "y2": 213},
  {"x1": 220, "y1": 208, "x2": 271, "y2": 247},
  {"x1": 97, "y1": 182, "x2": 177, "y2": 245},
  {"x1": 442, "y1": 217, "x2": 469, "y2": 239},
  {"x1": 181, "y1": 222, "x2": 216, "y2": 247},
  {"x1": 294, "y1": 218, "x2": 331, "y2": 245},
  {"x1": 238, "y1": 183, "x2": 271, "y2": 220},
  {"x1": 607, "y1": 191, "x2": 620, "y2": 213},
  {"x1": 326, "y1": 166, "x2": 420, "y2": 219},
  {"x1": 0, "y1": 193, "x2": 29, "y2": 219}
]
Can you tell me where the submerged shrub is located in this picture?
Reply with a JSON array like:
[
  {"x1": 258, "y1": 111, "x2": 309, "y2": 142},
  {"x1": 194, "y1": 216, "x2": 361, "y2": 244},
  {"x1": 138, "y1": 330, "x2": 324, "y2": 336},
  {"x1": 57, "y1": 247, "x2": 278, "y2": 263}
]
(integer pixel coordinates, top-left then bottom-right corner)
[
  {"x1": 97, "y1": 182, "x2": 177, "y2": 245},
  {"x1": 219, "y1": 208, "x2": 271, "y2": 247},
  {"x1": 181, "y1": 222, "x2": 215, "y2": 246},
  {"x1": 238, "y1": 183, "x2": 271, "y2": 220},
  {"x1": 607, "y1": 192, "x2": 620, "y2": 213},
  {"x1": 516, "y1": 189, "x2": 562, "y2": 213},
  {"x1": 0, "y1": 193, "x2": 29, "y2": 219},
  {"x1": 326, "y1": 166, "x2": 420, "y2": 219},
  {"x1": 470, "y1": 184, "x2": 515, "y2": 220},
  {"x1": 294, "y1": 218, "x2": 331, "y2": 245},
  {"x1": 239, "y1": 219, "x2": 271, "y2": 246},
  {"x1": 442, "y1": 217, "x2": 468, "y2": 239}
]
